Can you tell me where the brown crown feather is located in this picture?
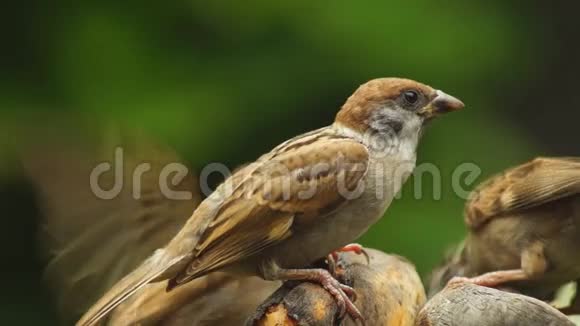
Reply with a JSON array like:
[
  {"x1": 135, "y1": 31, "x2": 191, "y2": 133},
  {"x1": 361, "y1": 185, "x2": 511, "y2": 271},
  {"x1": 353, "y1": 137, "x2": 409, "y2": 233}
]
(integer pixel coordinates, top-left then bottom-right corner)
[{"x1": 335, "y1": 78, "x2": 435, "y2": 132}]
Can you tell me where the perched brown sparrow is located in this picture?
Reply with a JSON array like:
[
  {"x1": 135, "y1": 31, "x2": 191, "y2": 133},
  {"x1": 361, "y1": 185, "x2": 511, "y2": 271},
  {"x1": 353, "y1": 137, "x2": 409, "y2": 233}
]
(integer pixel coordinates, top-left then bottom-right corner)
[
  {"x1": 250, "y1": 249, "x2": 426, "y2": 326},
  {"x1": 429, "y1": 157, "x2": 580, "y2": 307},
  {"x1": 78, "y1": 77, "x2": 464, "y2": 325}
]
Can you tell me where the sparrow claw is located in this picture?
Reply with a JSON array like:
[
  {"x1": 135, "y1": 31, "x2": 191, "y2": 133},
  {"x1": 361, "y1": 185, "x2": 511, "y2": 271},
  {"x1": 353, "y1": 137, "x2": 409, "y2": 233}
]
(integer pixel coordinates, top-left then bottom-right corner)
[
  {"x1": 327, "y1": 243, "x2": 370, "y2": 280},
  {"x1": 446, "y1": 276, "x2": 471, "y2": 288},
  {"x1": 326, "y1": 253, "x2": 340, "y2": 279},
  {"x1": 317, "y1": 270, "x2": 364, "y2": 325},
  {"x1": 262, "y1": 261, "x2": 364, "y2": 325},
  {"x1": 447, "y1": 275, "x2": 495, "y2": 288},
  {"x1": 331, "y1": 243, "x2": 370, "y2": 265},
  {"x1": 446, "y1": 269, "x2": 529, "y2": 289},
  {"x1": 339, "y1": 283, "x2": 357, "y2": 301}
]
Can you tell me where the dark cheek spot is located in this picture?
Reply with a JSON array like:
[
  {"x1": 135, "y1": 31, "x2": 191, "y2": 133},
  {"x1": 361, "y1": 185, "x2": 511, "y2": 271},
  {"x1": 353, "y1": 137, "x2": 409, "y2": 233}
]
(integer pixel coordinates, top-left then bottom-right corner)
[
  {"x1": 388, "y1": 120, "x2": 403, "y2": 134},
  {"x1": 371, "y1": 111, "x2": 403, "y2": 134},
  {"x1": 377, "y1": 118, "x2": 403, "y2": 134}
]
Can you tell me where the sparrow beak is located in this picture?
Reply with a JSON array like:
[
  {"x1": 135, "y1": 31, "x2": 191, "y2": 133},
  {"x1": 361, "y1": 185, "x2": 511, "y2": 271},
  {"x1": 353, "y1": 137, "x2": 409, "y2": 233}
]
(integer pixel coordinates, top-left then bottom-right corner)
[{"x1": 419, "y1": 90, "x2": 465, "y2": 118}]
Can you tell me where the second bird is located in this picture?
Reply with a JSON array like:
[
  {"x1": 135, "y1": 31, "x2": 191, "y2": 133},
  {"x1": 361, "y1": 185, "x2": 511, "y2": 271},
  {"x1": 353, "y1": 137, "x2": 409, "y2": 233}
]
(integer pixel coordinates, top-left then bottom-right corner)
[{"x1": 430, "y1": 157, "x2": 580, "y2": 313}]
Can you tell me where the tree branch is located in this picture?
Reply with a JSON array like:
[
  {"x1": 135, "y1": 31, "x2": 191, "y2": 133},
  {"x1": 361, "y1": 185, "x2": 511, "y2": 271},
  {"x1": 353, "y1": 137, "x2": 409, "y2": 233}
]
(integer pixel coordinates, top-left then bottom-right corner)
[
  {"x1": 248, "y1": 249, "x2": 426, "y2": 326},
  {"x1": 417, "y1": 282, "x2": 574, "y2": 326}
]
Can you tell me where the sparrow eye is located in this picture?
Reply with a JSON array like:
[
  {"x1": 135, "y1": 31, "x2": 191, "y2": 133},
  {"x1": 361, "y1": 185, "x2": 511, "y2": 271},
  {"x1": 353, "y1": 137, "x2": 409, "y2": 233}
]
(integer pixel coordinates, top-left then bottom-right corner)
[{"x1": 403, "y1": 90, "x2": 419, "y2": 105}]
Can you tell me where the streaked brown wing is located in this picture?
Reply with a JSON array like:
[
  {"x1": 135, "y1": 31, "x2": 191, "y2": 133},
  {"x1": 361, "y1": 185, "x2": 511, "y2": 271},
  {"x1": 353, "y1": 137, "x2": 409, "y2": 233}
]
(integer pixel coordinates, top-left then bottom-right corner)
[
  {"x1": 465, "y1": 157, "x2": 580, "y2": 229},
  {"x1": 75, "y1": 130, "x2": 369, "y2": 326},
  {"x1": 23, "y1": 131, "x2": 201, "y2": 322},
  {"x1": 170, "y1": 136, "x2": 369, "y2": 286}
]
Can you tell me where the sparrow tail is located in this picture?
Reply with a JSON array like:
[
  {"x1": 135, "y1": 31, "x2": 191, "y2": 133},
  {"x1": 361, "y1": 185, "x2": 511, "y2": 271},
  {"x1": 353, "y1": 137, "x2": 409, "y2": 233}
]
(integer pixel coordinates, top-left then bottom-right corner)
[{"x1": 76, "y1": 250, "x2": 183, "y2": 326}]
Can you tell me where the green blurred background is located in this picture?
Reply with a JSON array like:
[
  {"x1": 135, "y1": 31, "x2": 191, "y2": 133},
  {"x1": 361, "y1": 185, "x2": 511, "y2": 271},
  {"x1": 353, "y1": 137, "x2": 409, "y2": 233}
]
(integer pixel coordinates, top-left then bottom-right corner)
[{"x1": 1, "y1": 1, "x2": 579, "y2": 324}]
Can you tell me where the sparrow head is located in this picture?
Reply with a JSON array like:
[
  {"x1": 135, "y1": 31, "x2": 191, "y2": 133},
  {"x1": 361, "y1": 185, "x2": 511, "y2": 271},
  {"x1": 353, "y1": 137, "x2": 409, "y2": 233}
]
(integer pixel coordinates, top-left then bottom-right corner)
[{"x1": 334, "y1": 78, "x2": 464, "y2": 136}]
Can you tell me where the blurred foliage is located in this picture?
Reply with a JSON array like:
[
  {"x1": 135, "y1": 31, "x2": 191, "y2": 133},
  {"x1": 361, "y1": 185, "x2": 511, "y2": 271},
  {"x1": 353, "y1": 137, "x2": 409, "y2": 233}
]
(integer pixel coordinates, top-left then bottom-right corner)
[{"x1": 1, "y1": 1, "x2": 578, "y2": 325}]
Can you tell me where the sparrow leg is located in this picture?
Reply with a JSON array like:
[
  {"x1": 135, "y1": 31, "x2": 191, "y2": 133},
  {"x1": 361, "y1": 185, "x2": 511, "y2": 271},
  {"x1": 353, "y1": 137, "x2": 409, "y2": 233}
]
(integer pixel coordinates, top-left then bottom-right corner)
[
  {"x1": 448, "y1": 269, "x2": 530, "y2": 288},
  {"x1": 324, "y1": 255, "x2": 356, "y2": 303},
  {"x1": 261, "y1": 260, "x2": 364, "y2": 325},
  {"x1": 448, "y1": 242, "x2": 546, "y2": 289}
]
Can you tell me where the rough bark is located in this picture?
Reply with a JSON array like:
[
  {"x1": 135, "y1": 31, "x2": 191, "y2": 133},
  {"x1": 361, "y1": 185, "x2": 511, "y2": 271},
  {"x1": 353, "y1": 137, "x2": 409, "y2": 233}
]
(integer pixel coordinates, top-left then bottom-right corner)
[
  {"x1": 248, "y1": 249, "x2": 426, "y2": 326},
  {"x1": 416, "y1": 282, "x2": 574, "y2": 326},
  {"x1": 109, "y1": 248, "x2": 577, "y2": 326}
]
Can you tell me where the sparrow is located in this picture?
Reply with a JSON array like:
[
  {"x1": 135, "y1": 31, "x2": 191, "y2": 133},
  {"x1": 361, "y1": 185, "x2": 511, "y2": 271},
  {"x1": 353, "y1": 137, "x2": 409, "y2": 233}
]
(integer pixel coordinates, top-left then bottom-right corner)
[
  {"x1": 250, "y1": 249, "x2": 426, "y2": 326},
  {"x1": 77, "y1": 77, "x2": 464, "y2": 325},
  {"x1": 428, "y1": 157, "x2": 580, "y2": 308}
]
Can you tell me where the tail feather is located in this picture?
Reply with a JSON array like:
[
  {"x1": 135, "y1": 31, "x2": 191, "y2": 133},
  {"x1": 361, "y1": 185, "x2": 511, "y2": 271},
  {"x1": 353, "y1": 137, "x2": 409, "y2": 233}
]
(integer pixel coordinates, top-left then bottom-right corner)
[{"x1": 76, "y1": 250, "x2": 184, "y2": 326}]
